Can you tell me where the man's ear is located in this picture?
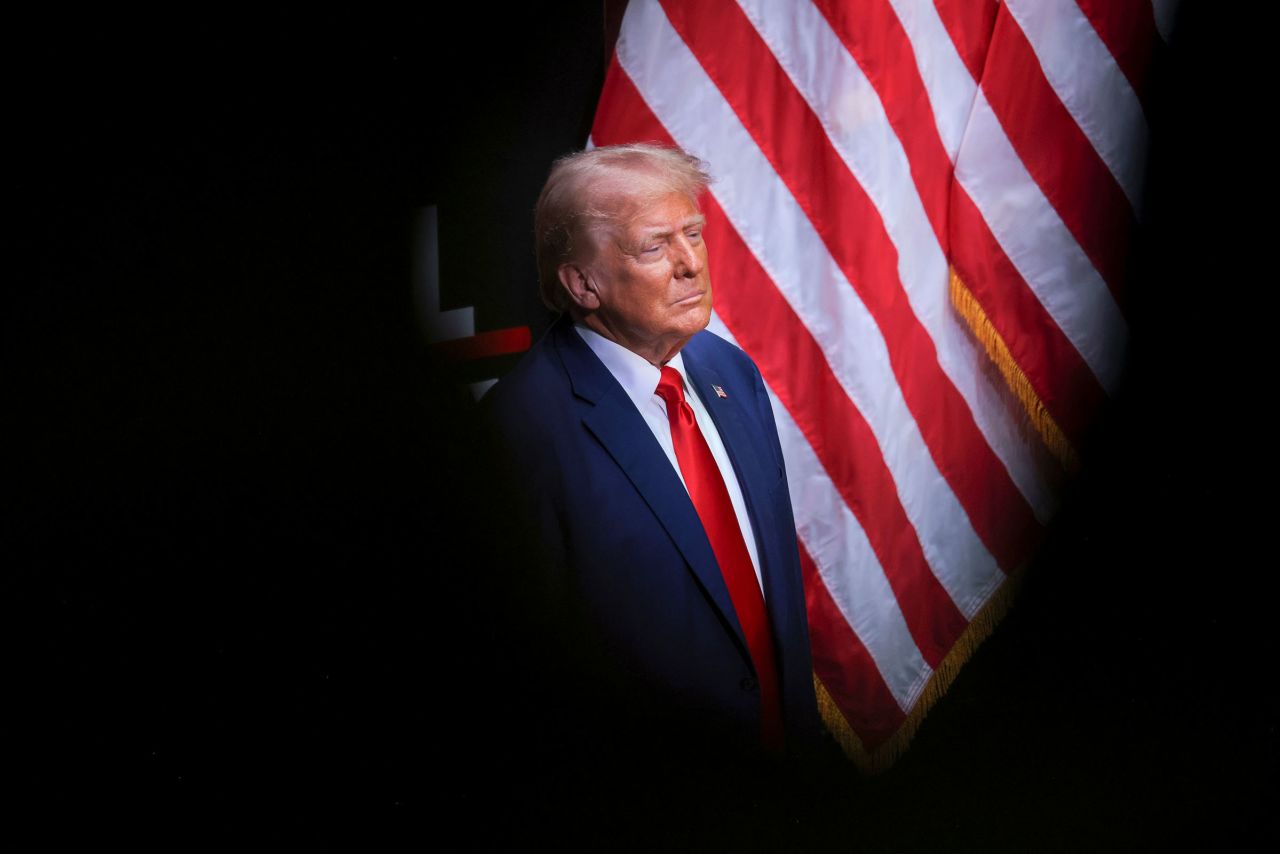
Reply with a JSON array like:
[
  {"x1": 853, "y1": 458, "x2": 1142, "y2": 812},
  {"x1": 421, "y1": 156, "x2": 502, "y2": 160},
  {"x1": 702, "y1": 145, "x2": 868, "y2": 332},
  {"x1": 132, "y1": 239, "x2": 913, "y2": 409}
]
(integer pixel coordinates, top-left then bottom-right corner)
[{"x1": 557, "y1": 263, "x2": 601, "y2": 311}]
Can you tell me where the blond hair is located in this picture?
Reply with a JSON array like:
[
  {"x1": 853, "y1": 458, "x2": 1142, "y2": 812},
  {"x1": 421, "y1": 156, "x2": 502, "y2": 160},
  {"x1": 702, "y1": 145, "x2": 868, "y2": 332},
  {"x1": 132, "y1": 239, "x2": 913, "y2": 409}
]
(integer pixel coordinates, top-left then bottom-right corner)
[{"x1": 533, "y1": 143, "x2": 712, "y2": 312}]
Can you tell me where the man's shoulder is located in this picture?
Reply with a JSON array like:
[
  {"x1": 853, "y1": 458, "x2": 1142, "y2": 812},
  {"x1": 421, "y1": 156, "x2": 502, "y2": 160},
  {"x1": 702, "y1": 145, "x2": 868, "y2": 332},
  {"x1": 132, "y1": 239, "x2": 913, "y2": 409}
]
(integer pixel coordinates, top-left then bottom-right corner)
[
  {"x1": 687, "y1": 327, "x2": 746, "y2": 356},
  {"x1": 482, "y1": 323, "x2": 570, "y2": 409},
  {"x1": 684, "y1": 328, "x2": 762, "y2": 383},
  {"x1": 477, "y1": 319, "x2": 583, "y2": 467},
  {"x1": 684, "y1": 329, "x2": 780, "y2": 447}
]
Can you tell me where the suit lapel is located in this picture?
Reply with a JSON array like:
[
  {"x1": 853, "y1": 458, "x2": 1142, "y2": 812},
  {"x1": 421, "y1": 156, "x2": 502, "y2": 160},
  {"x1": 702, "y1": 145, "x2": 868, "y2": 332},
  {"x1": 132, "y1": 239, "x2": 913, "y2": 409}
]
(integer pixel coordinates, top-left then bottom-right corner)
[{"x1": 551, "y1": 318, "x2": 750, "y2": 657}]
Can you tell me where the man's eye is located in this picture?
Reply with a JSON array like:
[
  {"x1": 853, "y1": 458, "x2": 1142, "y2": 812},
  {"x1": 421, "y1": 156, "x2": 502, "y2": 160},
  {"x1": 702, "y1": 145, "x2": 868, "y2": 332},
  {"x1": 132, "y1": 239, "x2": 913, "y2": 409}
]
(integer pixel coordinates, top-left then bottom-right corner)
[
  {"x1": 642, "y1": 245, "x2": 662, "y2": 254},
  {"x1": 686, "y1": 230, "x2": 702, "y2": 242}
]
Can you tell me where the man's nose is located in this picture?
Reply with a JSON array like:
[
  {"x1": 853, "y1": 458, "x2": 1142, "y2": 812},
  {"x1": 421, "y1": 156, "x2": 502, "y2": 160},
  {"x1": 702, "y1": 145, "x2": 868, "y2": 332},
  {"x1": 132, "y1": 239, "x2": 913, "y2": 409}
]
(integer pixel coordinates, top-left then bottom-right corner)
[{"x1": 671, "y1": 237, "x2": 704, "y2": 278}]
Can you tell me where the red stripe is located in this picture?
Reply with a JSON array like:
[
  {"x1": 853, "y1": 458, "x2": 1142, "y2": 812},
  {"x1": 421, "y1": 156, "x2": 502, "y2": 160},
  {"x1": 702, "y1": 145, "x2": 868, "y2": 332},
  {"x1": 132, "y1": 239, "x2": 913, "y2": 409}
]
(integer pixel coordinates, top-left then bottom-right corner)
[
  {"x1": 432, "y1": 326, "x2": 531, "y2": 362},
  {"x1": 933, "y1": 0, "x2": 1000, "y2": 81},
  {"x1": 799, "y1": 541, "x2": 905, "y2": 751},
  {"x1": 1075, "y1": 0, "x2": 1159, "y2": 108},
  {"x1": 981, "y1": 7, "x2": 1136, "y2": 306},
  {"x1": 818, "y1": 0, "x2": 1109, "y2": 447},
  {"x1": 661, "y1": 0, "x2": 1039, "y2": 571},
  {"x1": 593, "y1": 66, "x2": 968, "y2": 669}
]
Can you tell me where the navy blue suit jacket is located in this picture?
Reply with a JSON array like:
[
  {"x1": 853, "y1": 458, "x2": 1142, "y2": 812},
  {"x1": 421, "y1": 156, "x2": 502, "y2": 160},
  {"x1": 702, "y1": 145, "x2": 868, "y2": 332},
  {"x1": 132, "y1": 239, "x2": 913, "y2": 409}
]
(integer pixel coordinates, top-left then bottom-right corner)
[{"x1": 484, "y1": 314, "x2": 820, "y2": 752}]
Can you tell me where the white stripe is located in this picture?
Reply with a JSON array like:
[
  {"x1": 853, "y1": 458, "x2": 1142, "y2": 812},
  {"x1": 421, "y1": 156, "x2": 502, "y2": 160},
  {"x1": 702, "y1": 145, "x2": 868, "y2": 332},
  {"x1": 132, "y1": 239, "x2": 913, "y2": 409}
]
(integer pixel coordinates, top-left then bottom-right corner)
[
  {"x1": 884, "y1": 0, "x2": 977, "y2": 162},
  {"x1": 617, "y1": 0, "x2": 1003, "y2": 618},
  {"x1": 1004, "y1": 0, "x2": 1149, "y2": 211},
  {"x1": 708, "y1": 312, "x2": 929, "y2": 712},
  {"x1": 1151, "y1": 0, "x2": 1179, "y2": 43},
  {"x1": 737, "y1": 0, "x2": 1056, "y2": 523},
  {"x1": 957, "y1": 92, "x2": 1129, "y2": 394}
]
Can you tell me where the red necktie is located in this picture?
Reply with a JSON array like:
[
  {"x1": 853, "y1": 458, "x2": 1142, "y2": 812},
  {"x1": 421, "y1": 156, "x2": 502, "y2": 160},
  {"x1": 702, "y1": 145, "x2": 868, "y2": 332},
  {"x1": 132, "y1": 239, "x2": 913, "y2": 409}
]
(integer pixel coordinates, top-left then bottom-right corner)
[{"x1": 655, "y1": 366, "x2": 783, "y2": 753}]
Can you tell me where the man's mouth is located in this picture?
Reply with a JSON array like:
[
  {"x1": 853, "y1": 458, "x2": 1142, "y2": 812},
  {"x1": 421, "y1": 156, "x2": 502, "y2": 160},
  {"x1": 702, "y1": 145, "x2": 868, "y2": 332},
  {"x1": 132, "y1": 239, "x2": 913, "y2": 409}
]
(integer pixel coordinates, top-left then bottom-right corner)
[{"x1": 673, "y1": 291, "x2": 706, "y2": 306}]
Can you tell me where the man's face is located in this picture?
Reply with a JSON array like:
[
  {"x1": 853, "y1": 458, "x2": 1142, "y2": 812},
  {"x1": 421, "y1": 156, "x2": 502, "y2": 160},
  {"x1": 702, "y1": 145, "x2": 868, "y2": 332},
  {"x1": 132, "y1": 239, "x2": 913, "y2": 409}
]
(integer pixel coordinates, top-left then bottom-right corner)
[{"x1": 578, "y1": 189, "x2": 712, "y2": 365}]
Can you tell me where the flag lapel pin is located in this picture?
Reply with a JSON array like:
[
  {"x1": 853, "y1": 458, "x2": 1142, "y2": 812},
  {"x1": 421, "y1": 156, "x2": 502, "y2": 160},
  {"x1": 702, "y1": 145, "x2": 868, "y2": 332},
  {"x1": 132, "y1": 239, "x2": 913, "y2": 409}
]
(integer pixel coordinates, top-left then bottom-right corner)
[{"x1": 712, "y1": 384, "x2": 728, "y2": 399}]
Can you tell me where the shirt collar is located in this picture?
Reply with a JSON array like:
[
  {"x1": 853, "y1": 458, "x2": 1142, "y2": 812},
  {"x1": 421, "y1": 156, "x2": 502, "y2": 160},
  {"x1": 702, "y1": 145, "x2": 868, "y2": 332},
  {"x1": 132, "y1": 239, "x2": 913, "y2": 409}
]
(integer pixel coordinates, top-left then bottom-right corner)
[{"x1": 573, "y1": 323, "x2": 689, "y2": 406}]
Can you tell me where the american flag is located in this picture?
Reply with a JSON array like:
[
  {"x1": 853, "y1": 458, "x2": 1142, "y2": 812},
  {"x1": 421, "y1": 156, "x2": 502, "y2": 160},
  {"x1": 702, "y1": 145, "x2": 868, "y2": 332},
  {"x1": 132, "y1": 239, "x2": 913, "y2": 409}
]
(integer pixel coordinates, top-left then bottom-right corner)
[{"x1": 589, "y1": 0, "x2": 1173, "y2": 770}]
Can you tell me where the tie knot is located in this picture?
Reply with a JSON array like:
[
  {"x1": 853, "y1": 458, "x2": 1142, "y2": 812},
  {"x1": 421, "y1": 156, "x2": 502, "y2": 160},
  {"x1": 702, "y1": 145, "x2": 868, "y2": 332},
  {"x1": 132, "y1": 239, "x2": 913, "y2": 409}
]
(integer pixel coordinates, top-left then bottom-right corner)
[{"x1": 655, "y1": 365, "x2": 686, "y2": 408}]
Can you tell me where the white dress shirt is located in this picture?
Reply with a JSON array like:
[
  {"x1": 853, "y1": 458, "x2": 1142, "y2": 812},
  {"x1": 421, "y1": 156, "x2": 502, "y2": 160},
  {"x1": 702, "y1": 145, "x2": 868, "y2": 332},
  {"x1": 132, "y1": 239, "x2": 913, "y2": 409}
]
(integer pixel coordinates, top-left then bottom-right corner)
[{"x1": 574, "y1": 324, "x2": 764, "y2": 595}]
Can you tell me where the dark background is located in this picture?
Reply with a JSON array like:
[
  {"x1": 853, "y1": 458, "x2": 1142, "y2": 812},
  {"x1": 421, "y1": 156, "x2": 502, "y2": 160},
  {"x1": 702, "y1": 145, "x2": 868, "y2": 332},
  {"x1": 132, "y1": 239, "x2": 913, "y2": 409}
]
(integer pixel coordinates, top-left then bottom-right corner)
[{"x1": 11, "y1": 3, "x2": 1272, "y2": 850}]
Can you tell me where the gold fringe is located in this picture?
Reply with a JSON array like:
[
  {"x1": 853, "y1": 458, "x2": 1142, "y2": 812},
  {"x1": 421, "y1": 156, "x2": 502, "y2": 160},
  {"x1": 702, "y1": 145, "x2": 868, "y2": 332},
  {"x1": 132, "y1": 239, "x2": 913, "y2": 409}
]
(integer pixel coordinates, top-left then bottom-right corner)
[
  {"x1": 814, "y1": 566, "x2": 1027, "y2": 774},
  {"x1": 947, "y1": 267, "x2": 1080, "y2": 475},
  {"x1": 813, "y1": 675, "x2": 877, "y2": 770}
]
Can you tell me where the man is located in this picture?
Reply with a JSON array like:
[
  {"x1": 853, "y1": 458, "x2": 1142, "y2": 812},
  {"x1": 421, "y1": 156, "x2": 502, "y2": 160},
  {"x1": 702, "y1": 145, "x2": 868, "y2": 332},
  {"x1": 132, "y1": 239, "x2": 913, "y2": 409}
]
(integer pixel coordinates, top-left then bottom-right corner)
[{"x1": 484, "y1": 143, "x2": 821, "y2": 760}]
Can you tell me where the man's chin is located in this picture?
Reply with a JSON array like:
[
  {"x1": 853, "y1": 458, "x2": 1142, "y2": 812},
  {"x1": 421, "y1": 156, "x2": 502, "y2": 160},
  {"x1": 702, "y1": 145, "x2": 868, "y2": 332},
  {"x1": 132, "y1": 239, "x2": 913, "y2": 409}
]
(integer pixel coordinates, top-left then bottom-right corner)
[
  {"x1": 693, "y1": 302, "x2": 712, "y2": 332},
  {"x1": 675, "y1": 309, "x2": 711, "y2": 340}
]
